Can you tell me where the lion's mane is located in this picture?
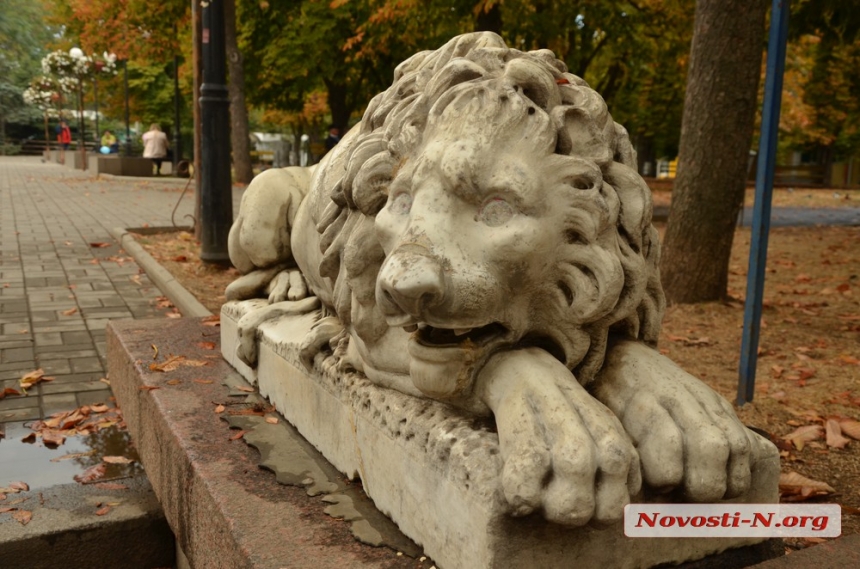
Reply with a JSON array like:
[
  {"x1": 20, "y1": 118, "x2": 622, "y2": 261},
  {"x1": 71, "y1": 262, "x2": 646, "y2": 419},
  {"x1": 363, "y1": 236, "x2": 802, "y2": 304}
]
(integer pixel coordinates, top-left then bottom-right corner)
[{"x1": 316, "y1": 32, "x2": 665, "y2": 384}]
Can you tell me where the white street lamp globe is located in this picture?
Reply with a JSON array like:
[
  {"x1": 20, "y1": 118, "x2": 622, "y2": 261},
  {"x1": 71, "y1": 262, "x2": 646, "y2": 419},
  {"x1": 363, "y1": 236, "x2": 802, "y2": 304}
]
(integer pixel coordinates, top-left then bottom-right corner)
[{"x1": 69, "y1": 47, "x2": 85, "y2": 59}]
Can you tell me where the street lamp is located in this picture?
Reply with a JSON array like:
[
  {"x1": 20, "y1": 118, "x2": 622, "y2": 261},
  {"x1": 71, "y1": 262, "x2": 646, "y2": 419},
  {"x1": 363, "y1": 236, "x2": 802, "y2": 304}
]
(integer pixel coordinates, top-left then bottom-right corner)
[{"x1": 69, "y1": 47, "x2": 87, "y2": 171}]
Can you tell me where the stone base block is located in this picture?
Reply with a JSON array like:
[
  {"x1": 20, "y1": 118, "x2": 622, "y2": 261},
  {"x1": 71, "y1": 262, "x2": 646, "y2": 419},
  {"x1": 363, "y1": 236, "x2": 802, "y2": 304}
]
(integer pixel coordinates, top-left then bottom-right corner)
[{"x1": 221, "y1": 301, "x2": 782, "y2": 569}]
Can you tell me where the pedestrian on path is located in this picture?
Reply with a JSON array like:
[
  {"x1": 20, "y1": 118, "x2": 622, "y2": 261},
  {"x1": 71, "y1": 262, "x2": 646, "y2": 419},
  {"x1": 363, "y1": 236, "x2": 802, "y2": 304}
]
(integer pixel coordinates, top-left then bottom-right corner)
[
  {"x1": 56, "y1": 119, "x2": 71, "y2": 164},
  {"x1": 142, "y1": 123, "x2": 169, "y2": 176}
]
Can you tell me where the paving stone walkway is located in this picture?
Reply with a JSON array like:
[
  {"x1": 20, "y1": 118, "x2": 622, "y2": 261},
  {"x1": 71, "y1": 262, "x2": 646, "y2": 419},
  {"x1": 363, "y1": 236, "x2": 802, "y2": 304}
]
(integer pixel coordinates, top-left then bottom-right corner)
[{"x1": 0, "y1": 156, "x2": 240, "y2": 445}]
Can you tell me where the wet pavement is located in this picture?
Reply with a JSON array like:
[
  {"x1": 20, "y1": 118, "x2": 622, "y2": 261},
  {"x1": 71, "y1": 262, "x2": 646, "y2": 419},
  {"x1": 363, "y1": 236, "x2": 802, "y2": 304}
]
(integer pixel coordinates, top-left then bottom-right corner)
[{"x1": 0, "y1": 155, "x2": 240, "y2": 490}]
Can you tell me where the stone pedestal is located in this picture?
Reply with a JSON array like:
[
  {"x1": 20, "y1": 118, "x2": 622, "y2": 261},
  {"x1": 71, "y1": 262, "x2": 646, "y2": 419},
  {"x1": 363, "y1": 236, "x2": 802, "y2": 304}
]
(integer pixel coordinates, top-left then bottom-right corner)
[{"x1": 221, "y1": 300, "x2": 782, "y2": 569}]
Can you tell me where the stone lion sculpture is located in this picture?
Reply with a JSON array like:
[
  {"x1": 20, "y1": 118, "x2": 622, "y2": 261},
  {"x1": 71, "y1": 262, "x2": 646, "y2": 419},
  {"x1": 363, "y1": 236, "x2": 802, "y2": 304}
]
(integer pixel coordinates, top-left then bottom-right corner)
[{"x1": 226, "y1": 32, "x2": 777, "y2": 527}]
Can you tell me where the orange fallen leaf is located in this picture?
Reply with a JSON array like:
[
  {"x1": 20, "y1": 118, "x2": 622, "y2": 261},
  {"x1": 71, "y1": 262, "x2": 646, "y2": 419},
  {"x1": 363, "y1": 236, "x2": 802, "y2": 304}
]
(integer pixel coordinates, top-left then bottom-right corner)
[
  {"x1": 183, "y1": 359, "x2": 209, "y2": 368},
  {"x1": 12, "y1": 510, "x2": 32, "y2": 525},
  {"x1": 192, "y1": 379, "x2": 214, "y2": 384},
  {"x1": 8, "y1": 481, "x2": 28, "y2": 492},
  {"x1": 195, "y1": 341, "x2": 216, "y2": 350},
  {"x1": 838, "y1": 419, "x2": 860, "y2": 441},
  {"x1": 20, "y1": 369, "x2": 54, "y2": 391},
  {"x1": 151, "y1": 344, "x2": 159, "y2": 360},
  {"x1": 89, "y1": 242, "x2": 111, "y2": 248},
  {"x1": 235, "y1": 386, "x2": 255, "y2": 393},
  {"x1": 95, "y1": 505, "x2": 111, "y2": 516},
  {"x1": 93, "y1": 483, "x2": 129, "y2": 490},
  {"x1": 50, "y1": 451, "x2": 96, "y2": 463},
  {"x1": 166, "y1": 312, "x2": 182, "y2": 319},
  {"x1": 149, "y1": 355, "x2": 185, "y2": 372},
  {"x1": 165, "y1": 379, "x2": 182, "y2": 386},
  {"x1": 61, "y1": 307, "x2": 78, "y2": 316},
  {"x1": 139, "y1": 385, "x2": 160, "y2": 392},
  {"x1": 0, "y1": 387, "x2": 22, "y2": 400},
  {"x1": 782, "y1": 425, "x2": 824, "y2": 451},
  {"x1": 214, "y1": 404, "x2": 225, "y2": 414},
  {"x1": 21, "y1": 433, "x2": 36, "y2": 443},
  {"x1": 229, "y1": 430, "x2": 246, "y2": 441},
  {"x1": 74, "y1": 463, "x2": 107, "y2": 484},
  {"x1": 42, "y1": 431, "x2": 66, "y2": 448},
  {"x1": 0, "y1": 507, "x2": 15, "y2": 513},
  {"x1": 201, "y1": 315, "x2": 220, "y2": 326},
  {"x1": 265, "y1": 417, "x2": 279, "y2": 425},
  {"x1": 102, "y1": 456, "x2": 134, "y2": 465},
  {"x1": 779, "y1": 471, "x2": 835, "y2": 500},
  {"x1": 825, "y1": 419, "x2": 851, "y2": 449},
  {"x1": 90, "y1": 404, "x2": 109, "y2": 413},
  {"x1": 173, "y1": 255, "x2": 188, "y2": 262},
  {"x1": 839, "y1": 355, "x2": 860, "y2": 365}
]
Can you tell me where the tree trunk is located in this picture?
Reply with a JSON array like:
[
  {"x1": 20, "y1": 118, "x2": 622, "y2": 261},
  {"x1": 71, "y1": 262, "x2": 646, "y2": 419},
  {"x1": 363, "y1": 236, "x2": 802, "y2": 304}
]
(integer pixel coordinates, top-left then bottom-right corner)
[
  {"x1": 324, "y1": 79, "x2": 351, "y2": 134},
  {"x1": 660, "y1": 0, "x2": 768, "y2": 304},
  {"x1": 192, "y1": 0, "x2": 203, "y2": 238},
  {"x1": 224, "y1": 0, "x2": 254, "y2": 184}
]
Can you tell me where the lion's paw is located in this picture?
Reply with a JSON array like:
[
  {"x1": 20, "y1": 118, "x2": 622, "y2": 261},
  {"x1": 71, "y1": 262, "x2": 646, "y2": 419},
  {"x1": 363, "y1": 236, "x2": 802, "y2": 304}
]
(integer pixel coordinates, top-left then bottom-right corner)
[
  {"x1": 267, "y1": 269, "x2": 308, "y2": 303},
  {"x1": 592, "y1": 341, "x2": 771, "y2": 502},
  {"x1": 479, "y1": 348, "x2": 640, "y2": 526},
  {"x1": 236, "y1": 297, "x2": 321, "y2": 367}
]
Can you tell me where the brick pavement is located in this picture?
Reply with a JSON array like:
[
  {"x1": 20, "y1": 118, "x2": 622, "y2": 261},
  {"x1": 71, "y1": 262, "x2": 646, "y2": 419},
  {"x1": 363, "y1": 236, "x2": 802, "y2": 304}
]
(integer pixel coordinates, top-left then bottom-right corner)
[{"x1": 0, "y1": 156, "x2": 239, "y2": 443}]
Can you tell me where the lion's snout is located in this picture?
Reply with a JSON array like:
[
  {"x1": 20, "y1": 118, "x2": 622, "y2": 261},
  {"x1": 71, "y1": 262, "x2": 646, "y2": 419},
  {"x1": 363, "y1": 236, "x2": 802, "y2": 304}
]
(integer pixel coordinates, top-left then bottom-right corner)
[{"x1": 377, "y1": 247, "x2": 446, "y2": 323}]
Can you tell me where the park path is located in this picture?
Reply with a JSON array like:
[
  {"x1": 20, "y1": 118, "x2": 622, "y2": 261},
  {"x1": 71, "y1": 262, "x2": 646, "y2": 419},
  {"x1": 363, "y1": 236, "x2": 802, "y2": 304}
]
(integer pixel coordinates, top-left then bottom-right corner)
[{"x1": 0, "y1": 156, "x2": 241, "y2": 489}]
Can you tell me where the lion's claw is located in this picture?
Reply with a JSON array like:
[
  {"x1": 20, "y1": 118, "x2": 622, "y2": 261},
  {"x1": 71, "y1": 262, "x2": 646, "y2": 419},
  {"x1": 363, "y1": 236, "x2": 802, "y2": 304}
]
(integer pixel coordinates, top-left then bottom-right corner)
[
  {"x1": 592, "y1": 341, "x2": 764, "y2": 502},
  {"x1": 479, "y1": 347, "x2": 639, "y2": 526}
]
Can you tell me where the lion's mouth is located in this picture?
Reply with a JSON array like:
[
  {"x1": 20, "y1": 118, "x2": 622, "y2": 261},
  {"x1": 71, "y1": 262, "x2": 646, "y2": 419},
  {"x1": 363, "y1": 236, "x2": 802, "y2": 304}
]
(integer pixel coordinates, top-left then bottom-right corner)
[{"x1": 405, "y1": 322, "x2": 509, "y2": 347}]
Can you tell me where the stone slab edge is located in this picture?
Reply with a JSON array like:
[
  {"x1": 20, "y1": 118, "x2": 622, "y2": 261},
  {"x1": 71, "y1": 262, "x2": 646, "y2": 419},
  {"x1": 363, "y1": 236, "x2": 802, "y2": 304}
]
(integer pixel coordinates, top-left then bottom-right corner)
[
  {"x1": 106, "y1": 317, "x2": 415, "y2": 569},
  {"x1": 108, "y1": 226, "x2": 212, "y2": 318},
  {"x1": 221, "y1": 302, "x2": 781, "y2": 569},
  {"x1": 0, "y1": 478, "x2": 174, "y2": 569}
]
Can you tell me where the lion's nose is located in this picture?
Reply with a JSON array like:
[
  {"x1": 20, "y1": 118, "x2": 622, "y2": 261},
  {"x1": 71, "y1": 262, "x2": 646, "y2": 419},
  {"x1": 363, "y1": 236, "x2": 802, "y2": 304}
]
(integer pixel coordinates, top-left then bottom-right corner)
[{"x1": 377, "y1": 248, "x2": 446, "y2": 320}]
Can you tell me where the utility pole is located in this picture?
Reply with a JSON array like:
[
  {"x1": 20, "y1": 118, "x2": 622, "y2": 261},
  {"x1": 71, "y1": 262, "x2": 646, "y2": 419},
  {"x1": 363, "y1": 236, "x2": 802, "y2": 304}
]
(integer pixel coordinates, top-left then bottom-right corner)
[{"x1": 199, "y1": 0, "x2": 233, "y2": 264}]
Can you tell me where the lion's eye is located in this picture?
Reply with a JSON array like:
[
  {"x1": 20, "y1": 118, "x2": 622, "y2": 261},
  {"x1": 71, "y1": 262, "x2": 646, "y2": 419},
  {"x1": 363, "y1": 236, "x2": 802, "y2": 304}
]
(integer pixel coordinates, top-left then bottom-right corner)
[
  {"x1": 479, "y1": 198, "x2": 514, "y2": 227},
  {"x1": 389, "y1": 192, "x2": 412, "y2": 215}
]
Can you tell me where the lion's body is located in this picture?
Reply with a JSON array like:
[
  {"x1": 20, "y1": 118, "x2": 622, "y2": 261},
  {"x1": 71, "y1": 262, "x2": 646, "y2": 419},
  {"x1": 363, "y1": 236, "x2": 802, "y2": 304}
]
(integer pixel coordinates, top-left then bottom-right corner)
[{"x1": 226, "y1": 32, "x2": 777, "y2": 526}]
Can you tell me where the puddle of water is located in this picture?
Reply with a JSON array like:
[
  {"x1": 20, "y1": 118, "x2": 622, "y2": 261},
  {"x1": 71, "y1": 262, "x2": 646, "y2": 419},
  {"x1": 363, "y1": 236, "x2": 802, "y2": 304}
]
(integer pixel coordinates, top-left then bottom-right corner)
[{"x1": 0, "y1": 421, "x2": 142, "y2": 490}]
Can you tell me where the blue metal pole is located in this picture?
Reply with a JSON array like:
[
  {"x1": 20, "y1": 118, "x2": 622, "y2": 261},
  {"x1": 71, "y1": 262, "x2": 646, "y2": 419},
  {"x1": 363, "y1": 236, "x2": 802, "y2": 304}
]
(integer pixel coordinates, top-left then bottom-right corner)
[{"x1": 738, "y1": 0, "x2": 791, "y2": 405}]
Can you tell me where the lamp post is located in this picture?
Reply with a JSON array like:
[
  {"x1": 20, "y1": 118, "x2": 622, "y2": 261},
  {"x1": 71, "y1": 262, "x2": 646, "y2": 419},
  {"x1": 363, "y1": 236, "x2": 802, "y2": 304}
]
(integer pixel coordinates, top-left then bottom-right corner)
[
  {"x1": 199, "y1": 0, "x2": 233, "y2": 264},
  {"x1": 173, "y1": 23, "x2": 182, "y2": 170},
  {"x1": 69, "y1": 47, "x2": 87, "y2": 171}
]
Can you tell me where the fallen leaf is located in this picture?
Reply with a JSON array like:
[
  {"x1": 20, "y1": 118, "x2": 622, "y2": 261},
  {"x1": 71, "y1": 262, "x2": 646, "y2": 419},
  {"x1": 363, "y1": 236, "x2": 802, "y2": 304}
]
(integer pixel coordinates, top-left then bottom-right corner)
[
  {"x1": 183, "y1": 359, "x2": 209, "y2": 368},
  {"x1": 842, "y1": 505, "x2": 860, "y2": 515},
  {"x1": 0, "y1": 387, "x2": 22, "y2": 400},
  {"x1": 838, "y1": 419, "x2": 860, "y2": 441},
  {"x1": 93, "y1": 483, "x2": 129, "y2": 490},
  {"x1": 229, "y1": 430, "x2": 246, "y2": 441},
  {"x1": 0, "y1": 507, "x2": 14, "y2": 513},
  {"x1": 20, "y1": 369, "x2": 54, "y2": 391},
  {"x1": 192, "y1": 379, "x2": 214, "y2": 384},
  {"x1": 214, "y1": 404, "x2": 225, "y2": 414},
  {"x1": 201, "y1": 315, "x2": 220, "y2": 326},
  {"x1": 165, "y1": 379, "x2": 181, "y2": 386},
  {"x1": 102, "y1": 456, "x2": 133, "y2": 465},
  {"x1": 21, "y1": 433, "x2": 36, "y2": 443},
  {"x1": 139, "y1": 385, "x2": 160, "y2": 392},
  {"x1": 195, "y1": 341, "x2": 216, "y2": 350},
  {"x1": 74, "y1": 463, "x2": 107, "y2": 484},
  {"x1": 149, "y1": 355, "x2": 185, "y2": 372},
  {"x1": 42, "y1": 431, "x2": 66, "y2": 448},
  {"x1": 151, "y1": 344, "x2": 159, "y2": 360},
  {"x1": 166, "y1": 312, "x2": 182, "y2": 319},
  {"x1": 779, "y1": 471, "x2": 835, "y2": 500},
  {"x1": 89, "y1": 242, "x2": 111, "y2": 248},
  {"x1": 12, "y1": 510, "x2": 32, "y2": 525},
  {"x1": 235, "y1": 386, "x2": 255, "y2": 393},
  {"x1": 8, "y1": 482, "x2": 28, "y2": 492},
  {"x1": 825, "y1": 419, "x2": 851, "y2": 449},
  {"x1": 173, "y1": 255, "x2": 188, "y2": 262},
  {"x1": 100, "y1": 377, "x2": 111, "y2": 386},
  {"x1": 782, "y1": 425, "x2": 824, "y2": 451},
  {"x1": 130, "y1": 274, "x2": 142, "y2": 285},
  {"x1": 95, "y1": 505, "x2": 111, "y2": 516},
  {"x1": 90, "y1": 404, "x2": 109, "y2": 413},
  {"x1": 50, "y1": 451, "x2": 97, "y2": 463},
  {"x1": 839, "y1": 355, "x2": 860, "y2": 365},
  {"x1": 61, "y1": 307, "x2": 78, "y2": 316},
  {"x1": 265, "y1": 417, "x2": 279, "y2": 424}
]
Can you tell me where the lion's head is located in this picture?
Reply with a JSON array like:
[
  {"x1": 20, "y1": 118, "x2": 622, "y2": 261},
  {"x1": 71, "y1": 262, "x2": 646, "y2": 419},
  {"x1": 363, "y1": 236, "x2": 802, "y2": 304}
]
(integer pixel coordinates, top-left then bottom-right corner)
[{"x1": 317, "y1": 32, "x2": 665, "y2": 406}]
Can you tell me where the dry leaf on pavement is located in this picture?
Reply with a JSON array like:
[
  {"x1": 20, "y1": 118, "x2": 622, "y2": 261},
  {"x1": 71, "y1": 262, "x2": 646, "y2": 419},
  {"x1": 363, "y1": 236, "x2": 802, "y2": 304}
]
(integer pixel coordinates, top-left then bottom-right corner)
[
  {"x1": 214, "y1": 404, "x2": 225, "y2": 414},
  {"x1": 195, "y1": 341, "x2": 216, "y2": 350},
  {"x1": 229, "y1": 430, "x2": 246, "y2": 441},
  {"x1": 102, "y1": 456, "x2": 134, "y2": 465},
  {"x1": 838, "y1": 419, "x2": 860, "y2": 441},
  {"x1": 265, "y1": 417, "x2": 279, "y2": 424},
  {"x1": 20, "y1": 369, "x2": 54, "y2": 391},
  {"x1": 74, "y1": 463, "x2": 107, "y2": 484},
  {"x1": 0, "y1": 387, "x2": 22, "y2": 400},
  {"x1": 12, "y1": 510, "x2": 32, "y2": 525},
  {"x1": 781, "y1": 424, "x2": 824, "y2": 451},
  {"x1": 149, "y1": 355, "x2": 185, "y2": 372},
  {"x1": 825, "y1": 419, "x2": 851, "y2": 449},
  {"x1": 779, "y1": 471, "x2": 836, "y2": 500},
  {"x1": 95, "y1": 505, "x2": 111, "y2": 516}
]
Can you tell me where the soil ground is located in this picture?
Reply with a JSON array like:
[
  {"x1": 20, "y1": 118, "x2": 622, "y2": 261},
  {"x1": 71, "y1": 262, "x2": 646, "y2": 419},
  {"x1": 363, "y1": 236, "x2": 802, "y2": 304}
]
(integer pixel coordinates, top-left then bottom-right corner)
[{"x1": 133, "y1": 185, "x2": 860, "y2": 547}]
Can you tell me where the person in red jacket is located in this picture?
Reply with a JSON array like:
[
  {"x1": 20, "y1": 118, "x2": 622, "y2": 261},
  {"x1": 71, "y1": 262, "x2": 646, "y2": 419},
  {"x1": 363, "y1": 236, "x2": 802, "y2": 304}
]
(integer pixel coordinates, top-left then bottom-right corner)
[{"x1": 56, "y1": 119, "x2": 72, "y2": 164}]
